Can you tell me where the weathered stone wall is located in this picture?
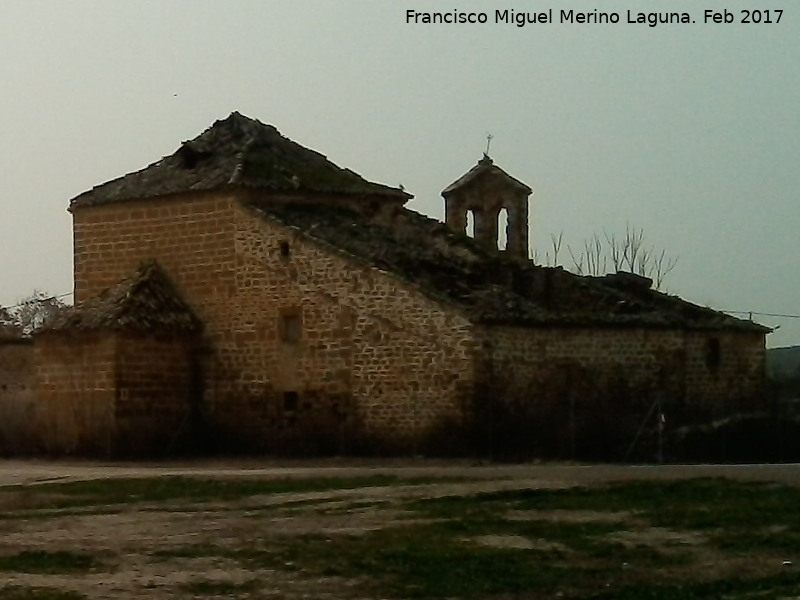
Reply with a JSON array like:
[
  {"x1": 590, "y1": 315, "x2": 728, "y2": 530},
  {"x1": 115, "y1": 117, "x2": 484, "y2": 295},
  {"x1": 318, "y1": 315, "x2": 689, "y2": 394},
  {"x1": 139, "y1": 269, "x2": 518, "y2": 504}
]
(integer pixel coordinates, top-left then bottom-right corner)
[
  {"x1": 34, "y1": 331, "x2": 199, "y2": 457},
  {"x1": 72, "y1": 192, "x2": 236, "y2": 448},
  {"x1": 227, "y1": 203, "x2": 476, "y2": 453},
  {"x1": 114, "y1": 333, "x2": 201, "y2": 456},
  {"x1": 66, "y1": 189, "x2": 766, "y2": 458},
  {"x1": 682, "y1": 330, "x2": 766, "y2": 415},
  {"x1": 34, "y1": 332, "x2": 116, "y2": 455},
  {"x1": 71, "y1": 191, "x2": 476, "y2": 454},
  {"x1": 473, "y1": 325, "x2": 766, "y2": 459},
  {"x1": 73, "y1": 192, "x2": 237, "y2": 315},
  {"x1": 0, "y1": 338, "x2": 36, "y2": 454}
]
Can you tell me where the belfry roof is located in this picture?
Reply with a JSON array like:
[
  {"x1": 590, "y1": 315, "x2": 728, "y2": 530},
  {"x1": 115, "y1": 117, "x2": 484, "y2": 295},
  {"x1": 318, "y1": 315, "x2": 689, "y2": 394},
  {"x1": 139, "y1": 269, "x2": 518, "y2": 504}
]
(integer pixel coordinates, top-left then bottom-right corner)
[{"x1": 442, "y1": 154, "x2": 532, "y2": 196}]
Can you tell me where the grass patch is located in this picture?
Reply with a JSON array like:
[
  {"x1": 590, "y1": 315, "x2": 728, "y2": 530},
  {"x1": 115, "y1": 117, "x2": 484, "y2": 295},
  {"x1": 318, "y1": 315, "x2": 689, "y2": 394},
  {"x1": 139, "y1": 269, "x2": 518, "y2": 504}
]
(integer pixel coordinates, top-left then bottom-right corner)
[
  {"x1": 151, "y1": 544, "x2": 230, "y2": 560},
  {"x1": 280, "y1": 497, "x2": 391, "y2": 515},
  {"x1": 178, "y1": 578, "x2": 261, "y2": 595},
  {"x1": 248, "y1": 478, "x2": 800, "y2": 598},
  {"x1": 254, "y1": 520, "x2": 686, "y2": 597},
  {"x1": 153, "y1": 544, "x2": 289, "y2": 572},
  {"x1": 262, "y1": 527, "x2": 577, "y2": 597},
  {"x1": 0, "y1": 507, "x2": 125, "y2": 521},
  {"x1": 0, "y1": 587, "x2": 87, "y2": 600},
  {"x1": 0, "y1": 550, "x2": 99, "y2": 574},
  {"x1": 11, "y1": 476, "x2": 800, "y2": 599},
  {"x1": 0, "y1": 474, "x2": 440, "y2": 510},
  {"x1": 413, "y1": 478, "x2": 800, "y2": 551},
  {"x1": 586, "y1": 571, "x2": 800, "y2": 600},
  {"x1": 435, "y1": 478, "x2": 800, "y2": 530}
]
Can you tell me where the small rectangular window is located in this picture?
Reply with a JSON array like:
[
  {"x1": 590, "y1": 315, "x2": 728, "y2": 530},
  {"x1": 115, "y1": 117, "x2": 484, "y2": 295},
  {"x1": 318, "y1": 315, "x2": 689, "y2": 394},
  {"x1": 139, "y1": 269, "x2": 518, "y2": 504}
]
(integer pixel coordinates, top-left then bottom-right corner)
[
  {"x1": 705, "y1": 338, "x2": 721, "y2": 370},
  {"x1": 279, "y1": 241, "x2": 290, "y2": 257},
  {"x1": 280, "y1": 310, "x2": 302, "y2": 344},
  {"x1": 283, "y1": 391, "x2": 298, "y2": 412}
]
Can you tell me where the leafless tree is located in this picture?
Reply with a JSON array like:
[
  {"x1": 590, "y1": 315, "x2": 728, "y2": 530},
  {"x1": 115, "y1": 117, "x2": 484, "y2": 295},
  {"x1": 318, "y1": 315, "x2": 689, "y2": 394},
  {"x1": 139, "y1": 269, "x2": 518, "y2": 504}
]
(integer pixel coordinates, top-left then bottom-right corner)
[
  {"x1": 0, "y1": 290, "x2": 68, "y2": 336},
  {"x1": 533, "y1": 232, "x2": 564, "y2": 267},
  {"x1": 567, "y1": 233, "x2": 608, "y2": 276},
  {"x1": 548, "y1": 224, "x2": 678, "y2": 289},
  {"x1": 649, "y1": 248, "x2": 679, "y2": 290}
]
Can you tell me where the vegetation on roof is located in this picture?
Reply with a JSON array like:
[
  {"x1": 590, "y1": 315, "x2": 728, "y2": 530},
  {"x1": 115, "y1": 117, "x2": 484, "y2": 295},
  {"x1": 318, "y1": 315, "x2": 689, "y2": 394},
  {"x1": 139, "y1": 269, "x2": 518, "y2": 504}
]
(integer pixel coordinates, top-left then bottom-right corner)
[
  {"x1": 41, "y1": 261, "x2": 201, "y2": 333},
  {"x1": 250, "y1": 201, "x2": 766, "y2": 332},
  {"x1": 70, "y1": 112, "x2": 410, "y2": 208}
]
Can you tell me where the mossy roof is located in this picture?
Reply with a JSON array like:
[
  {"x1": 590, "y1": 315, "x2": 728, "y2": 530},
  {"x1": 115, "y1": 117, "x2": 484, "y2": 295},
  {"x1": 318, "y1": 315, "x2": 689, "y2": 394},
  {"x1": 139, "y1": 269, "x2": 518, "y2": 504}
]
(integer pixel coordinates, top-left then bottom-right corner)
[
  {"x1": 252, "y1": 201, "x2": 768, "y2": 333},
  {"x1": 70, "y1": 112, "x2": 411, "y2": 209},
  {"x1": 41, "y1": 261, "x2": 201, "y2": 333}
]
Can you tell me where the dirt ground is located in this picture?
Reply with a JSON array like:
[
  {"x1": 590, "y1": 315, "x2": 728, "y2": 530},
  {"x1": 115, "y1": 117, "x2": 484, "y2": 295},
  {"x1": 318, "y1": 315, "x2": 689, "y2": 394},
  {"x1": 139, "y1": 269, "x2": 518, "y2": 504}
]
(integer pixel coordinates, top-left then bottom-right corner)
[
  {"x1": 3, "y1": 458, "x2": 800, "y2": 488},
  {"x1": 2, "y1": 459, "x2": 800, "y2": 599}
]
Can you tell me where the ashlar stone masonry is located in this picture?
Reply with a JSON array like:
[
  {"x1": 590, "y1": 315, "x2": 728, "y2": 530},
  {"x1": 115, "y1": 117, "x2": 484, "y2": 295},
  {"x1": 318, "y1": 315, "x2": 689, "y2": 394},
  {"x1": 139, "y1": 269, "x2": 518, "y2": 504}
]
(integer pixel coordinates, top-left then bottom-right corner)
[{"x1": 20, "y1": 112, "x2": 768, "y2": 457}]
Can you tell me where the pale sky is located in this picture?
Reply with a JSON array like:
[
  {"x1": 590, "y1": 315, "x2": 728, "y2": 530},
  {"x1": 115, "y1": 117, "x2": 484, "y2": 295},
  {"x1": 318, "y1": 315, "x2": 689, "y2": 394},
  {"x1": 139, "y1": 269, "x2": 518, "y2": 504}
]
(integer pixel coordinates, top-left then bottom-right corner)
[{"x1": 1, "y1": 1, "x2": 798, "y2": 346}]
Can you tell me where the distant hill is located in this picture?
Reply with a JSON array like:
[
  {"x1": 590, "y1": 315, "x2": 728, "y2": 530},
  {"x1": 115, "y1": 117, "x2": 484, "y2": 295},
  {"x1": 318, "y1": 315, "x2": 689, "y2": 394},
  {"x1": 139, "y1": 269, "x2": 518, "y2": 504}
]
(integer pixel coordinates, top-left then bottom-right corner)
[{"x1": 766, "y1": 346, "x2": 800, "y2": 381}]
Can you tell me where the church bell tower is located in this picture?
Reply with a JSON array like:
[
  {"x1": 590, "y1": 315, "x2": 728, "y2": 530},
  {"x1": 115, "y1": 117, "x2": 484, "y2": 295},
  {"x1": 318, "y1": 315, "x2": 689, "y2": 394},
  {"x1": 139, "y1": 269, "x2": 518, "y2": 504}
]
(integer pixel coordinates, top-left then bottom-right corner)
[{"x1": 441, "y1": 154, "x2": 533, "y2": 260}]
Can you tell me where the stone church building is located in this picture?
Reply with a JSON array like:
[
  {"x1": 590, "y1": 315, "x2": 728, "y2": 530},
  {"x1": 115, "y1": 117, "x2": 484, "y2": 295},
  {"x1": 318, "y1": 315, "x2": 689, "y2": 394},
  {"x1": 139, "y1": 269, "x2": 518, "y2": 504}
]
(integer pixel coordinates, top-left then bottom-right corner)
[{"x1": 6, "y1": 113, "x2": 769, "y2": 457}]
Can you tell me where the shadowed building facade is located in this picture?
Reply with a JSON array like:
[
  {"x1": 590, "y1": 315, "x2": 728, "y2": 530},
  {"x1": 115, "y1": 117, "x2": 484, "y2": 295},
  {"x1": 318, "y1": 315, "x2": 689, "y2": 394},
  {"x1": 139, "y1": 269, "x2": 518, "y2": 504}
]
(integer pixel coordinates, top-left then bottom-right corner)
[{"x1": 20, "y1": 112, "x2": 769, "y2": 457}]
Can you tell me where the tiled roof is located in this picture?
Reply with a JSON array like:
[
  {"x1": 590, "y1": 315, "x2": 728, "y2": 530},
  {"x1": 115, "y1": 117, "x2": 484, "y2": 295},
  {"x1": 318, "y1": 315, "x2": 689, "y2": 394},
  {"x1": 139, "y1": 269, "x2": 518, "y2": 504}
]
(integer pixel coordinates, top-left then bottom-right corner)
[
  {"x1": 249, "y1": 200, "x2": 553, "y2": 322},
  {"x1": 251, "y1": 201, "x2": 769, "y2": 333},
  {"x1": 442, "y1": 155, "x2": 532, "y2": 196},
  {"x1": 42, "y1": 261, "x2": 201, "y2": 333},
  {"x1": 70, "y1": 112, "x2": 411, "y2": 209}
]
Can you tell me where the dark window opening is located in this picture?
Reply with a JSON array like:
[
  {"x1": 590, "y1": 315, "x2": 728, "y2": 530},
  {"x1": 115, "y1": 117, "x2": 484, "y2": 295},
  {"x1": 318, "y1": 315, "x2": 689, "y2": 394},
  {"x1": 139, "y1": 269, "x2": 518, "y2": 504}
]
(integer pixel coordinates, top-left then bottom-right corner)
[
  {"x1": 283, "y1": 391, "x2": 298, "y2": 412},
  {"x1": 177, "y1": 143, "x2": 212, "y2": 169},
  {"x1": 280, "y1": 311, "x2": 302, "y2": 344},
  {"x1": 705, "y1": 338, "x2": 722, "y2": 370},
  {"x1": 279, "y1": 241, "x2": 290, "y2": 257}
]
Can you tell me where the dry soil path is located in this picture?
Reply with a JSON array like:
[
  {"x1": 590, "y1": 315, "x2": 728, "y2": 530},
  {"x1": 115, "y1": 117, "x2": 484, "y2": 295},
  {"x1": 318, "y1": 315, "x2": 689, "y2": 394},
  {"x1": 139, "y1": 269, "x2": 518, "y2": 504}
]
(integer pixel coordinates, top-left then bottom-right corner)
[{"x1": 1, "y1": 458, "x2": 800, "y2": 487}]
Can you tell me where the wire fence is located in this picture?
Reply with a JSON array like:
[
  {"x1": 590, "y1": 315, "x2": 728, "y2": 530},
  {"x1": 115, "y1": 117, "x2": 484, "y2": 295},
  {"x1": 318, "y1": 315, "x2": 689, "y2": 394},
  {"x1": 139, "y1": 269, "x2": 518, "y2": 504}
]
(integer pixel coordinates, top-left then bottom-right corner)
[
  {"x1": 1, "y1": 291, "x2": 74, "y2": 311},
  {"x1": 723, "y1": 310, "x2": 800, "y2": 320},
  {"x1": 3, "y1": 291, "x2": 798, "y2": 323}
]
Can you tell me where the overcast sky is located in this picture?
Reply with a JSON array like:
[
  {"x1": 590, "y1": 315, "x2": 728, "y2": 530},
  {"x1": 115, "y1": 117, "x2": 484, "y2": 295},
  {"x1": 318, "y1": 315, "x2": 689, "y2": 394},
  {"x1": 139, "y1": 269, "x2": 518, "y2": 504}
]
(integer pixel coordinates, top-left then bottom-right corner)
[{"x1": 1, "y1": 1, "x2": 798, "y2": 346}]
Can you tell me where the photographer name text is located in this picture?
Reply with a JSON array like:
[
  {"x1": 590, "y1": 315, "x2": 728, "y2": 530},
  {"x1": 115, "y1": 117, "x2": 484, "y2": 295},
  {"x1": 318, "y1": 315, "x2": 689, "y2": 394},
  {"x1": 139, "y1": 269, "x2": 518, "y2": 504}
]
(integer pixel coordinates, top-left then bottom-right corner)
[{"x1": 405, "y1": 9, "x2": 784, "y2": 27}]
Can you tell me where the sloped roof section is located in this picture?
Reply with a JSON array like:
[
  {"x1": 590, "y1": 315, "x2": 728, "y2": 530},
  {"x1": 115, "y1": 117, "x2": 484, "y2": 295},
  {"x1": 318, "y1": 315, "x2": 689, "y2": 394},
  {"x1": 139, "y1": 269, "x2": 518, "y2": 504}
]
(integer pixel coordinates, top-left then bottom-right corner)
[
  {"x1": 442, "y1": 155, "x2": 532, "y2": 196},
  {"x1": 42, "y1": 261, "x2": 201, "y2": 333},
  {"x1": 249, "y1": 200, "x2": 552, "y2": 322},
  {"x1": 249, "y1": 201, "x2": 768, "y2": 333},
  {"x1": 70, "y1": 112, "x2": 411, "y2": 209}
]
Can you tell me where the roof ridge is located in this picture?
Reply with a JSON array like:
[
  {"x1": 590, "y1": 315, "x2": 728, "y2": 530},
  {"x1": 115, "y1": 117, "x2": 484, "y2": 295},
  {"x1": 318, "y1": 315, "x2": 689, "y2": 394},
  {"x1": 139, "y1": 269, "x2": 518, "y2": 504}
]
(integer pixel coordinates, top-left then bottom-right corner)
[
  {"x1": 70, "y1": 113, "x2": 411, "y2": 208},
  {"x1": 40, "y1": 261, "x2": 202, "y2": 333},
  {"x1": 442, "y1": 156, "x2": 532, "y2": 196}
]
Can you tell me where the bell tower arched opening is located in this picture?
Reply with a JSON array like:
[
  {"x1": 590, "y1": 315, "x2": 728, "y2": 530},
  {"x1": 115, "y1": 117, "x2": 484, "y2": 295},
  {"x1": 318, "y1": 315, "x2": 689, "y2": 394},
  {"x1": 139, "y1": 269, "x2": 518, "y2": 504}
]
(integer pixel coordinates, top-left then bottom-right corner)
[
  {"x1": 465, "y1": 209, "x2": 476, "y2": 238},
  {"x1": 497, "y1": 208, "x2": 509, "y2": 251}
]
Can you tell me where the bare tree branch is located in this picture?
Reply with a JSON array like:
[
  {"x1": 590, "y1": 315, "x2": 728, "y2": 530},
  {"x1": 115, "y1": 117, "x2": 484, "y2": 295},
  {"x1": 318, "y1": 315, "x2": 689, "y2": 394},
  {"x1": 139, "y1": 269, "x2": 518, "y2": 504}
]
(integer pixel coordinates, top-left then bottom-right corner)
[
  {"x1": 538, "y1": 224, "x2": 676, "y2": 289},
  {"x1": 1, "y1": 290, "x2": 67, "y2": 336},
  {"x1": 567, "y1": 244, "x2": 585, "y2": 275},
  {"x1": 550, "y1": 232, "x2": 563, "y2": 266}
]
